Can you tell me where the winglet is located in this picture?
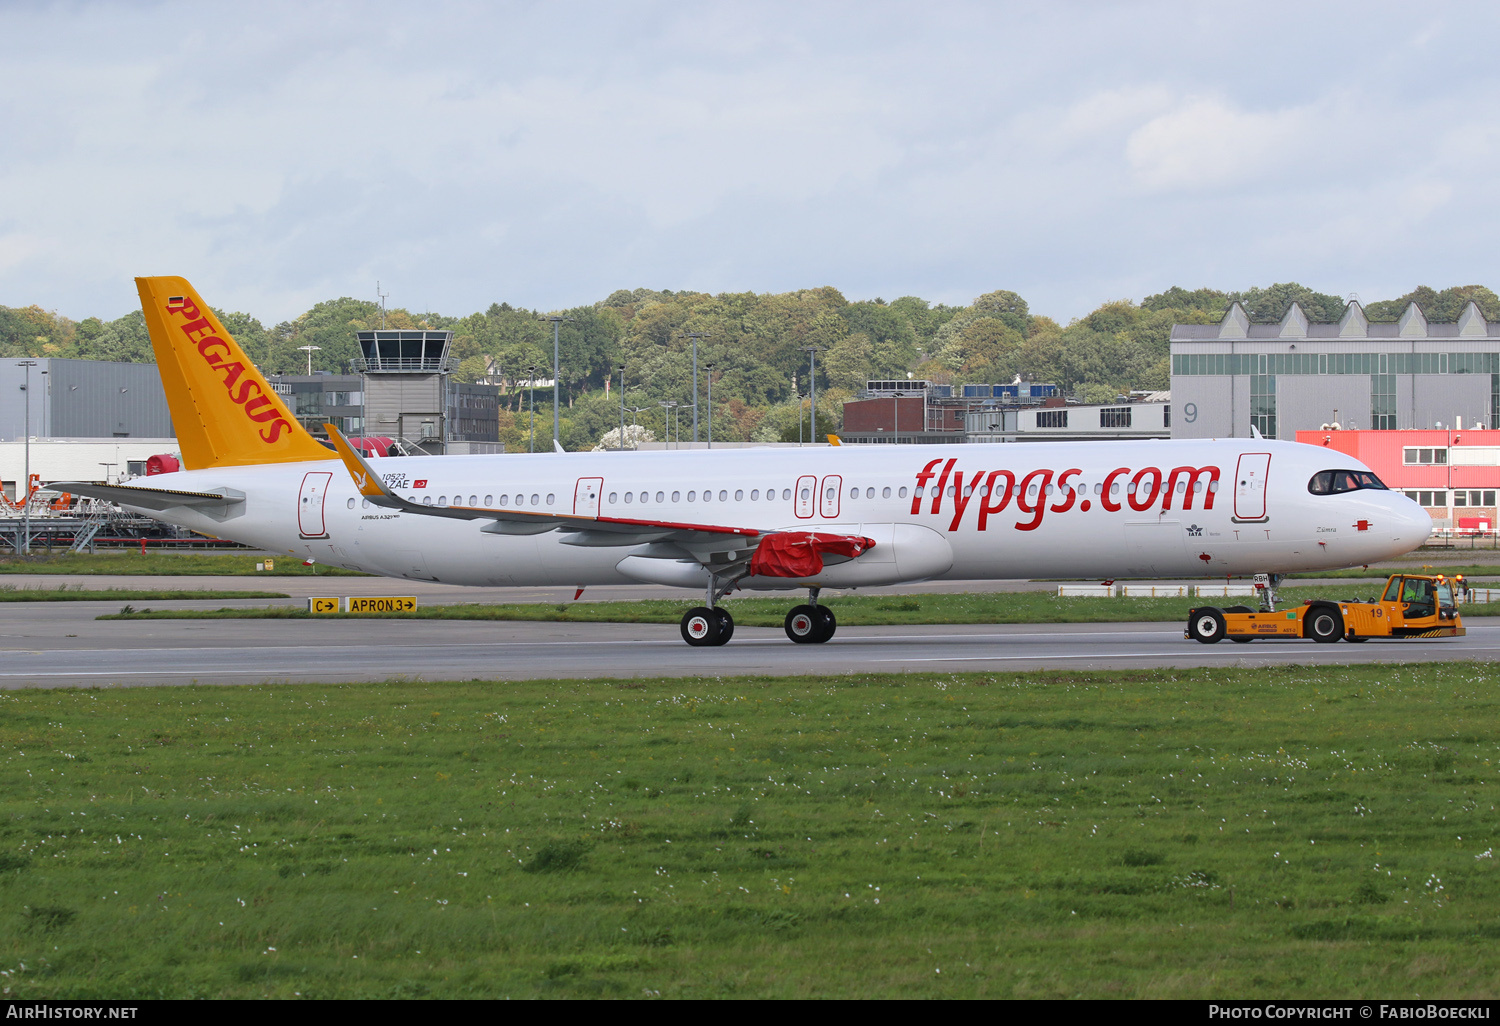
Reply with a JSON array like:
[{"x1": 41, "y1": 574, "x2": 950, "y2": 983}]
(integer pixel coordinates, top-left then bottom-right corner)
[
  {"x1": 324, "y1": 422, "x2": 395, "y2": 502},
  {"x1": 826, "y1": 434, "x2": 842, "y2": 446}
]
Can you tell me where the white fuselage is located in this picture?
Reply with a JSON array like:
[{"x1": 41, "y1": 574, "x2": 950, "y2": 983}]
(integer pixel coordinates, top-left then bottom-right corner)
[{"x1": 127, "y1": 438, "x2": 1431, "y2": 588}]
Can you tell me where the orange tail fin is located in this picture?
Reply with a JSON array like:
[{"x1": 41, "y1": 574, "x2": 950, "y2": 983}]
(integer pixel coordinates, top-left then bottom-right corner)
[{"x1": 136, "y1": 276, "x2": 331, "y2": 469}]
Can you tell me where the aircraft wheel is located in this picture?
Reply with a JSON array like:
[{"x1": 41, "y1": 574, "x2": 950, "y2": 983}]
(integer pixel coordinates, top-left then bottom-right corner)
[
  {"x1": 1306, "y1": 605, "x2": 1344, "y2": 643},
  {"x1": 681, "y1": 607, "x2": 721, "y2": 647},
  {"x1": 813, "y1": 606, "x2": 837, "y2": 643},
  {"x1": 785, "y1": 605, "x2": 820, "y2": 644},
  {"x1": 713, "y1": 607, "x2": 735, "y2": 645},
  {"x1": 1188, "y1": 607, "x2": 1226, "y2": 644}
]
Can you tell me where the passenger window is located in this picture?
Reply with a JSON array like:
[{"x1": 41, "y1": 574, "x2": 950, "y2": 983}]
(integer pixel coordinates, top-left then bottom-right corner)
[
  {"x1": 751, "y1": 489, "x2": 760, "y2": 500},
  {"x1": 801, "y1": 488, "x2": 811, "y2": 499},
  {"x1": 362, "y1": 498, "x2": 370, "y2": 509},
  {"x1": 915, "y1": 486, "x2": 925, "y2": 497},
  {"x1": 704, "y1": 490, "x2": 713, "y2": 502},
  {"x1": 423, "y1": 497, "x2": 434, "y2": 506},
  {"x1": 656, "y1": 491, "x2": 664, "y2": 503},
  {"x1": 688, "y1": 491, "x2": 696, "y2": 501},
  {"x1": 826, "y1": 487, "x2": 836, "y2": 501},
  {"x1": 484, "y1": 494, "x2": 492, "y2": 505},
  {"x1": 782, "y1": 488, "x2": 791, "y2": 500},
  {"x1": 850, "y1": 487, "x2": 858, "y2": 499},
  {"x1": 546, "y1": 494, "x2": 554, "y2": 505},
  {"x1": 531, "y1": 494, "x2": 541, "y2": 505},
  {"x1": 609, "y1": 492, "x2": 618, "y2": 503},
  {"x1": 898, "y1": 486, "x2": 907, "y2": 498},
  {"x1": 672, "y1": 491, "x2": 680, "y2": 502},
  {"x1": 867, "y1": 487, "x2": 876, "y2": 499},
  {"x1": 347, "y1": 498, "x2": 355, "y2": 508},
  {"x1": 438, "y1": 496, "x2": 447, "y2": 506},
  {"x1": 469, "y1": 495, "x2": 478, "y2": 505},
  {"x1": 882, "y1": 487, "x2": 891, "y2": 498},
  {"x1": 624, "y1": 492, "x2": 633, "y2": 503},
  {"x1": 500, "y1": 495, "x2": 510, "y2": 506}
]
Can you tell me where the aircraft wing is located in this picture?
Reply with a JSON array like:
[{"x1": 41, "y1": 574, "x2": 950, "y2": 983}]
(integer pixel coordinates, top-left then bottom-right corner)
[
  {"x1": 323, "y1": 423, "x2": 759, "y2": 546},
  {"x1": 44, "y1": 481, "x2": 245, "y2": 512},
  {"x1": 323, "y1": 425, "x2": 875, "y2": 581}
]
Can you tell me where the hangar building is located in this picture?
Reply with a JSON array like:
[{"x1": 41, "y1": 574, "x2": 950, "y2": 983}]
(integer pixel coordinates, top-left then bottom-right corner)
[{"x1": 1170, "y1": 300, "x2": 1499, "y2": 439}]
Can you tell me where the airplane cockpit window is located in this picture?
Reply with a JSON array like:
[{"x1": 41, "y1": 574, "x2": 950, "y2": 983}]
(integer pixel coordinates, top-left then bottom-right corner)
[{"x1": 1307, "y1": 470, "x2": 1388, "y2": 495}]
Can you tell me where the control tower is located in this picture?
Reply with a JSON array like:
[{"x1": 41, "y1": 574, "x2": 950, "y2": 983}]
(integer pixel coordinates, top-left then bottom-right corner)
[{"x1": 355, "y1": 330, "x2": 455, "y2": 454}]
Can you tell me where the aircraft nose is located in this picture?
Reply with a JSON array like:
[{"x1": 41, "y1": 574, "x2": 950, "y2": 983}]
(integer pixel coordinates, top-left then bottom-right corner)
[{"x1": 1389, "y1": 493, "x2": 1434, "y2": 548}]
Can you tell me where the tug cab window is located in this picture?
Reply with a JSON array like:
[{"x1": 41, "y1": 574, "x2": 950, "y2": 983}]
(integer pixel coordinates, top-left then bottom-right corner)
[{"x1": 1307, "y1": 470, "x2": 1387, "y2": 495}]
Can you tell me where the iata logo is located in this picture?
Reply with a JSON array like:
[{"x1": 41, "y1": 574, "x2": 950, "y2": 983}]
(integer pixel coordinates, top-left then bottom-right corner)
[
  {"x1": 911, "y1": 458, "x2": 1220, "y2": 533},
  {"x1": 1187, "y1": 524, "x2": 1203, "y2": 537},
  {"x1": 166, "y1": 295, "x2": 294, "y2": 444}
]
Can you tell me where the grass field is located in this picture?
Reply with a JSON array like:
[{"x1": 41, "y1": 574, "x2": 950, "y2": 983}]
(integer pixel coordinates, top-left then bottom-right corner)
[
  {"x1": 0, "y1": 553, "x2": 367, "y2": 577},
  {"x1": 1, "y1": 665, "x2": 1497, "y2": 999},
  {"x1": 95, "y1": 586, "x2": 1500, "y2": 626},
  {"x1": 0, "y1": 585, "x2": 289, "y2": 602}
]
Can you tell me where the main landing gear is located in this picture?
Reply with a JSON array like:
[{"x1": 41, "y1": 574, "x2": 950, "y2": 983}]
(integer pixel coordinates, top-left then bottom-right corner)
[
  {"x1": 681, "y1": 606, "x2": 734, "y2": 647},
  {"x1": 784, "y1": 587, "x2": 836, "y2": 644},
  {"x1": 677, "y1": 583, "x2": 837, "y2": 647}
]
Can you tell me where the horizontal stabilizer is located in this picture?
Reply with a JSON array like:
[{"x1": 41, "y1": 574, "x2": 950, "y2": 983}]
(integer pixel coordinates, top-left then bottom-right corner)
[{"x1": 48, "y1": 481, "x2": 244, "y2": 512}]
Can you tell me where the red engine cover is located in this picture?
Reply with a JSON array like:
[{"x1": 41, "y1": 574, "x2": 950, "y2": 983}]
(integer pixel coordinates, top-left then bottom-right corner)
[{"x1": 748, "y1": 532, "x2": 876, "y2": 578}]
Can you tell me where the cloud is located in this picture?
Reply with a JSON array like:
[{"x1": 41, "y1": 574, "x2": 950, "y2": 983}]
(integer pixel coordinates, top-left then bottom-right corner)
[
  {"x1": 1125, "y1": 97, "x2": 1318, "y2": 192},
  {"x1": 5, "y1": 1, "x2": 1500, "y2": 325}
]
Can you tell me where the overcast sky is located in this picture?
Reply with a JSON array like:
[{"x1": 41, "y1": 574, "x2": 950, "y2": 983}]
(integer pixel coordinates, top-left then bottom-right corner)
[{"x1": 3, "y1": 1, "x2": 1498, "y2": 325}]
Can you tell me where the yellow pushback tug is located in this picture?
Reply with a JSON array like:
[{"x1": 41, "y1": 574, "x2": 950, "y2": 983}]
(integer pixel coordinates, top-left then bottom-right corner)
[{"x1": 1186, "y1": 573, "x2": 1465, "y2": 644}]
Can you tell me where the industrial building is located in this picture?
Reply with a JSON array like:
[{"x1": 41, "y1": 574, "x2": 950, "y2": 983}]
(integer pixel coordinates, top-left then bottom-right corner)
[
  {"x1": 840, "y1": 380, "x2": 1169, "y2": 443},
  {"x1": 1170, "y1": 300, "x2": 1499, "y2": 439},
  {"x1": 0, "y1": 358, "x2": 172, "y2": 441}
]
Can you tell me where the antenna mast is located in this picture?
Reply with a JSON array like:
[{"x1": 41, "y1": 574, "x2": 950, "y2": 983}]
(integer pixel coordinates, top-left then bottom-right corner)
[{"x1": 377, "y1": 281, "x2": 389, "y2": 330}]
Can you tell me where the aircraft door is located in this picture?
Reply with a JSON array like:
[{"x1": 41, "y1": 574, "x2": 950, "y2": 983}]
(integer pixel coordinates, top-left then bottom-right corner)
[
  {"x1": 574, "y1": 477, "x2": 603, "y2": 518},
  {"x1": 298, "y1": 471, "x2": 333, "y2": 538},
  {"x1": 795, "y1": 475, "x2": 816, "y2": 519},
  {"x1": 1233, "y1": 453, "x2": 1271, "y2": 521},
  {"x1": 819, "y1": 475, "x2": 842, "y2": 519}
]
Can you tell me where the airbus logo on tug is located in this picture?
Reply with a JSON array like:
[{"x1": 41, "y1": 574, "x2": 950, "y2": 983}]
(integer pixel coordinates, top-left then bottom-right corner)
[
  {"x1": 911, "y1": 457, "x2": 1220, "y2": 533},
  {"x1": 165, "y1": 295, "x2": 294, "y2": 444}
]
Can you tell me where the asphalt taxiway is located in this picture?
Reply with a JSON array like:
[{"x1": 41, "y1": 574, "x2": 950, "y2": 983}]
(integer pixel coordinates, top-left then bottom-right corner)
[{"x1": 1, "y1": 595, "x2": 1494, "y2": 688}]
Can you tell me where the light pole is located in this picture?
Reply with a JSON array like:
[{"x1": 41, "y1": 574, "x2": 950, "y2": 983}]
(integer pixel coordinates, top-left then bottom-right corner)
[
  {"x1": 298, "y1": 345, "x2": 321, "y2": 375},
  {"x1": 546, "y1": 316, "x2": 574, "y2": 450},
  {"x1": 626, "y1": 405, "x2": 647, "y2": 445},
  {"x1": 679, "y1": 331, "x2": 715, "y2": 443},
  {"x1": 526, "y1": 364, "x2": 537, "y2": 454},
  {"x1": 705, "y1": 363, "x2": 714, "y2": 449},
  {"x1": 801, "y1": 347, "x2": 823, "y2": 445},
  {"x1": 618, "y1": 364, "x2": 627, "y2": 451},
  {"x1": 658, "y1": 401, "x2": 677, "y2": 449},
  {"x1": 18, "y1": 360, "x2": 36, "y2": 554}
]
